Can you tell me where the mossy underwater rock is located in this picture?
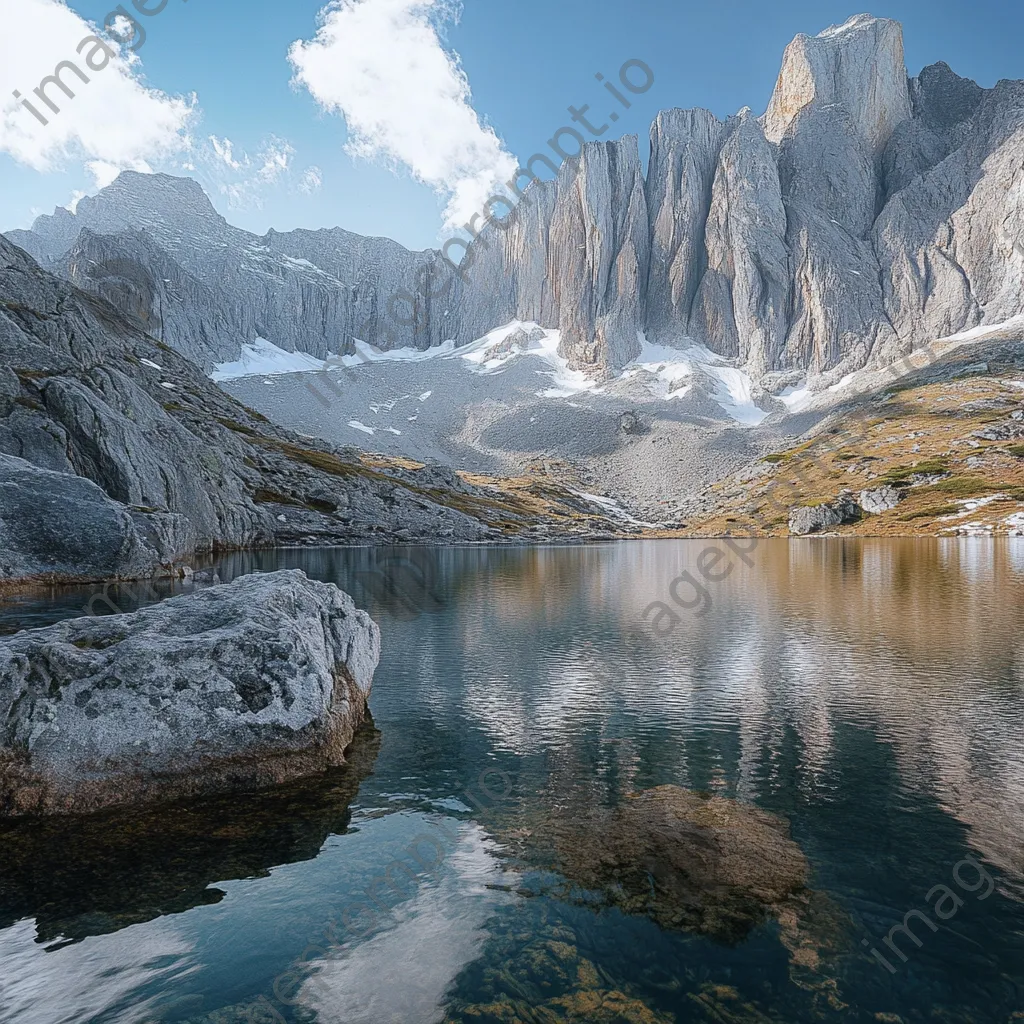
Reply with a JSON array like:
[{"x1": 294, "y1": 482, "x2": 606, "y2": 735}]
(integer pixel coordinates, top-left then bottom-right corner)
[
  {"x1": 447, "y1": 936, "x2": 675, "y2": 1024},
  {"x1": 546, "y1": 786, "x2": 809, "y2": 942}
]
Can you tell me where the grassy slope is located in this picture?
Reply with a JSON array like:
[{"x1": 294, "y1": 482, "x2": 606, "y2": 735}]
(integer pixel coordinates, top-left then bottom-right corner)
[{"x1": 673, "y1": 367, "x2": 1024, "y2": 538}]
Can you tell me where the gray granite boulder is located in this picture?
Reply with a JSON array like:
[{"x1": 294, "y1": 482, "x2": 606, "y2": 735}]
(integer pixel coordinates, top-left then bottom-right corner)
[
  {"x1": 789, "y1": 492, "x2": 861, "y2": 535},
  {"x1": 0, "y1": 570, "x2": 380, "y2": 816},
  {"x1": 0, "y1": 453, "x2": 192, "y2": 586},
  {"x1": 859, "y1": 485, "x2": 902, "y2": 514}
]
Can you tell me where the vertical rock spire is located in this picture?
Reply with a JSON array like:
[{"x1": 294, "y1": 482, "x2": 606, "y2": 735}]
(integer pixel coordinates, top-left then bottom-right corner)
[{"x1": 763, "y1": 14, "x2": 912, "y2": 156}]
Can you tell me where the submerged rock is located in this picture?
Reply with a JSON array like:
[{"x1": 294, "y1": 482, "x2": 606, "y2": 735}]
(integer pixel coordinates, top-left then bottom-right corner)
[
  {"x1": 544, "y1": 786, "x2": 808, "y2": 942},
  {"x1": 0, "y1": 569, "x2": 380, "y2": 817}
]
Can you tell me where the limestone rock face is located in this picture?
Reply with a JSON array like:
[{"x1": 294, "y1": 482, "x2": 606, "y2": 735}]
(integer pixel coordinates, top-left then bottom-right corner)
[
  {"x1": 0, "y1": 454, "x2": 193, "y2": 585},
  {"x1": 778, "y1": 105, "x2": 899, "y2": 374},
  {"x1": 875, "y1": 73, "x2": 1024, "y2": 348},
  {"x1": 692, "y1": 111, "x2": 791, "y2": 373},
  {"x1": 548, "y1": 137, "x2": 650, "y2": 369},
  {"x1": 0, "y1": 570, "x2": 380, "y2": 816},
  {"x1": 644, "y1": 108, "x2": 727, "y2": 346},
  {"x1": 56, "y1": 228, "x2": 247, "y2": 368},
  {"x1": 455, "y1": 179, "x2": 559, "y2": 341},
  {"x1": 457, "y1": 136, "x2": 652, "y2": 371},
  {"x1": 763, "y1": 14, "x2": 912, "y2": 157}
]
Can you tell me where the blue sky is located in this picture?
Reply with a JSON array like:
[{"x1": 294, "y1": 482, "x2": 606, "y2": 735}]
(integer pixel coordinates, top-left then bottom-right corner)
[{"x1": 1, "y1": 0, "x2": 1020, "y2": 251}]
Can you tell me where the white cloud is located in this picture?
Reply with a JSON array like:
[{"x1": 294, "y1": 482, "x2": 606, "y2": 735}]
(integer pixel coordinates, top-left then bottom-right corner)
[
  {"x1": 289, "y1": 0, "x2": 518, "y2": 231},
  {"x1": 298, "y1": 165, "x2": 324, "y2": 193},
  {"x1": 199, "y1": 136, "x2": 297, "y2": 209},
  {"x1": 86, "y1": 158, "x2": 142, "y2": 189},
  {"x1": 0, "y1": 0, "x2": 195, "y2": 181},
  {"x1": 209, "y1": 135, "x2": 242, "y2": 170},
  {"x1": 257, "y1": 138, "x2": 294, "y2": 184}
]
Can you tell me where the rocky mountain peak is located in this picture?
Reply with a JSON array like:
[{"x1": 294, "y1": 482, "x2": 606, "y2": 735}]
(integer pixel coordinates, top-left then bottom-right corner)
[
  {"x1": 96, "y1": 171, "x2": 221, "y2": 220},
  {"x1": 763, "y1": 14, "x2": 912, "y2": 156},
  {"x1": 911, "y1": 62, "x2": 986, "y2": 128},
  {"x1": 3, "y1": 14, "x2": 1020, "y2": 389},
  {"x1": 16, "y1": 171, "x2": 229, "y2": 268}
]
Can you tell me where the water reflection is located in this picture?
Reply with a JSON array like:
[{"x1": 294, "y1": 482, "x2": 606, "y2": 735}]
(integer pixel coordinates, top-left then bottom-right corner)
[
  {"x1": 0, "y1": 725, "x2": 379, "y2": 946},
  {"x1": 0, "y1": 540, "x2": 1022, "y2": 1023}
]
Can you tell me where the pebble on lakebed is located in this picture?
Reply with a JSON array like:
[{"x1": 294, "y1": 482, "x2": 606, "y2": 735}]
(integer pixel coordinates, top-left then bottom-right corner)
[{"x1": 0, "y1": 570, "x2": 380, "y2": 817}]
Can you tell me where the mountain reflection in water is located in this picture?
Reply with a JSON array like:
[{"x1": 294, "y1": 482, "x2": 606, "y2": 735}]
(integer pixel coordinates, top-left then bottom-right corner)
[{"x1": 0, "y1": 539, "x2": 1021, "y2": 1023}]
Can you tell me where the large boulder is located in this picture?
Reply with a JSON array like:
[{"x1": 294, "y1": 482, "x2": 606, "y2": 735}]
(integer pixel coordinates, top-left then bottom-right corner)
[
  {"x1": 789, "y1": 491, "x2": 861, "y2": 535},
  {"x1": 0, "y1": 453, "x2": 193, "y2": 586},
  {"x1": 0, "y1": 570, "x2": 380, "y2": 816}
]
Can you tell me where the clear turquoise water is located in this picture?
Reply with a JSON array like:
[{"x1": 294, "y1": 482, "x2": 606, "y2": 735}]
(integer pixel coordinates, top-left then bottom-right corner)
[{"x1": 1, "y1": 539, "x2": 1023, "y2": 1023}]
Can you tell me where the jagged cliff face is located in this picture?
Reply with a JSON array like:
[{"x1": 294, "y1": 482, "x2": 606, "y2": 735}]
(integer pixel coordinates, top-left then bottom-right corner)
[
  {"x1": 456, "y1": 138, "x2": 650, "y2": 369},
  {"x1": 6, "y1": 14, "x2": 1024, "y2": 383},
  {"x1": 7, "y1": 174, "x2": 452, "y2": 368},
  {"x1": 0, "y1": 231, "x2": 539, "y2": 583}
]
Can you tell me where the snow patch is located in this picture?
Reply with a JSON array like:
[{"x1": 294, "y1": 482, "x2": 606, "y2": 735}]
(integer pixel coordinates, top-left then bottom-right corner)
[
  {"x1": 625, "y1": 336, "x2": 767, "y2": 425},
  {"x1": 779, "y1": 382, "x2": 813, "y2": 412},
  {"x1": 292, "y1": 320, "x2": 601, "y2": 402},
  {"x1": 575, "y1": 491, "x2": 657, "y2": 528},
  {"x1": 938, "y1": 493, "x2": 1010, "y2": 521},
  {"x1": 340, "y1": 340, "x2": 457, "y2": 367},
  {"x1": 457, "y1": 321, "x2": 600, "y2": 398},
  {"x1": 348, "y1": 420, "x2": 375, "y2": 435},
  {"x1": 623, "y1": 338, "x2": 692, "y2": 400},
  {"x1": 211, "y1": 338, "x2": 326, "y2": 381}
]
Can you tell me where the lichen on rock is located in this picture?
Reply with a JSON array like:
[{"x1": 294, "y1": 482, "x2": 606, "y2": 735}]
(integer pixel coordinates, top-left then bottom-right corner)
[{"x1": 0, "y1": 569, "x2": 380, "y2": 817}]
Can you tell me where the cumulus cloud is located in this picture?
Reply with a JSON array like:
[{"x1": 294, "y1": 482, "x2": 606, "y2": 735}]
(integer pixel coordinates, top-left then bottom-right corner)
[
  {"x1": 288, "y1": 0, "x2": 517, "y2": 231},
  {"x1": 0, "y1": 0, "x2": 195, "y2": 181}
]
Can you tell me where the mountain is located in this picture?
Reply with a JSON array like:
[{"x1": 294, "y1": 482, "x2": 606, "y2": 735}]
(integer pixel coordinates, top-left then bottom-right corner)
[
  {"x1": 6, "y1": 14, "x2": 1024, "y2": 387},
  {"x1": 7, "y1": 173, "x2": 456, "y2": 368},
  {"x1": 0, "y1": 233, "x2": 629, "y2": 586}
]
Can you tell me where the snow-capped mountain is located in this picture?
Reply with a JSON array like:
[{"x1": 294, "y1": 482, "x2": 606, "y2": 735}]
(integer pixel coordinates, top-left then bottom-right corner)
[{"x1": 6, "y1": 14, "x2": 1024, "y2": 386}]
